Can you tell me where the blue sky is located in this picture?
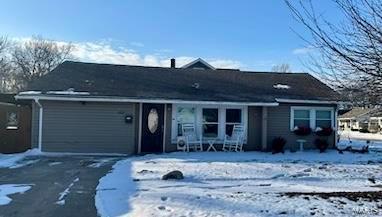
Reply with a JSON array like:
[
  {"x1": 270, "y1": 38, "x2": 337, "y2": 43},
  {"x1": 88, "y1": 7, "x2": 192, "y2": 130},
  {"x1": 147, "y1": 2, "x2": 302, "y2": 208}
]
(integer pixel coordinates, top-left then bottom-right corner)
[{"x1": 0, "y1": 0, "x2": 340, "y2": 71}]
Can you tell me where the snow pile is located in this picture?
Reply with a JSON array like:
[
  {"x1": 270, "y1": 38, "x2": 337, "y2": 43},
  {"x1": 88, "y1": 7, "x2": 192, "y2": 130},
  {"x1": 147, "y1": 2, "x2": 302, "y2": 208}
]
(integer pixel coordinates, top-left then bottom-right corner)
[
  {"x1": 339, "y1": 131, "x2": 382, "y2": 152},
  {"x1": 0, "y1": 184, "x2": 32, "y2": 206},
  {"x1": 47, "y1": 90, "x2": 90, "y2": 95},
  {"x1": 18, "y1": 91, "x2": 42, "y2": 95},
  {"x1": 339, "y1": 130, "x2": 382, "y2": 141},
  {"x1": 273, "y1": 84, "x2": 290, "y2": 89},
  {"x1": 96, "y1": 151, "x2": 382, "y2": 217},
  {"x1": 95, "y1": 159, "x2": 135, "y2": 217},
  {"x1": 0, "y1": 149, "x2": 41, "y2": 168}
]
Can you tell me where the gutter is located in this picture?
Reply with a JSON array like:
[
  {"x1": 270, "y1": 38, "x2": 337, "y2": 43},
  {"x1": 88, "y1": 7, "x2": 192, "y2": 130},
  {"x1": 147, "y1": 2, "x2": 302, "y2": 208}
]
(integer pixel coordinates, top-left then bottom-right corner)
[
  {"x1": 275, "y1": 98, "x2": 341, "y2": 104},
  {"x1": 16, "y1": 94, "x2": 280, "y2": 107},
  {"x1": 34, "y1": 98, "x2": 43, "y2": 152}
]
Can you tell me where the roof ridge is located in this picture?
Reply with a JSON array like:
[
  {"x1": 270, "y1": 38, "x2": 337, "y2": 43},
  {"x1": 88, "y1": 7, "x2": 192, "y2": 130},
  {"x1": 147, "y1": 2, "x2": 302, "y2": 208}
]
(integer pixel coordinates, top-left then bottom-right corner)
[{"x1": 63, "y1": 60, "x2": 309, "y2": 75}]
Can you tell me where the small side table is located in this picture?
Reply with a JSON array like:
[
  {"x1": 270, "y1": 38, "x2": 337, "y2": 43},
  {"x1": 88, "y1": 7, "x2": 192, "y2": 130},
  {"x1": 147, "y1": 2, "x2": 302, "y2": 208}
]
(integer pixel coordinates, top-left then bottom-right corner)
[
  {"x1": 296, "y1": 139, "x2": 306, "y2": 152},
  {"x1": 206, "y1": 139, "x2": 217, "y2": 152},
  {"x1": 177, "y1": 136, "x2": 187, "y2": 152}
]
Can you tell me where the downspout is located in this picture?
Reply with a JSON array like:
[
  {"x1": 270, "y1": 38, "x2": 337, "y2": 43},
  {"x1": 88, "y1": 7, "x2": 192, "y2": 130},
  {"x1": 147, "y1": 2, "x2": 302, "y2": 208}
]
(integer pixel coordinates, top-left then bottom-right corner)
[{"x1": 34, "y1": 98, "x2": 43, "y2": 152}]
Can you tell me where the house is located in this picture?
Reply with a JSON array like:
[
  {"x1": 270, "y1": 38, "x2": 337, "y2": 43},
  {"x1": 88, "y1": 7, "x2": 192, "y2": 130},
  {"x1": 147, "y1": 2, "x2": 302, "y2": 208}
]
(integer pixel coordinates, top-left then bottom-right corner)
[
  {"x1": 15, "y1": 58, "x2": 340, "y2": 154},
  {"x1": 339, "y1": 107, "x2": 382, "y2": 133},
  {"x1": 0, "y1": 94, "x2": 31, "y2": 153}
]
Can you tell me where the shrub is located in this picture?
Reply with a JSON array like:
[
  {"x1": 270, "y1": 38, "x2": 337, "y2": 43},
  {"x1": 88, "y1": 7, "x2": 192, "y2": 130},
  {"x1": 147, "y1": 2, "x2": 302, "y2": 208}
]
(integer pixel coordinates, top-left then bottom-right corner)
[
  {"x1": 272, "y1": 137, "x2": 287, "y2": 154},
  {"x1": 315, "y1": 139, "x2": 329, "y2": 153},
  {"x1": 293, "y1": 126, "x2": 312, "y2": 136},
  {"x1": 315, "y1": 127, "x2": 333, "y2": 136}
]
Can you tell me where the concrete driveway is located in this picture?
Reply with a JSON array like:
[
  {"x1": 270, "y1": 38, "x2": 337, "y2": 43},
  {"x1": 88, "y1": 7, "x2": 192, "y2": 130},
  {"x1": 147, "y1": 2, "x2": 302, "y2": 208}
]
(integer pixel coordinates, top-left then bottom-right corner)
[{"x1": 0, "y1": 155, "x2": 119, "y2": 217}]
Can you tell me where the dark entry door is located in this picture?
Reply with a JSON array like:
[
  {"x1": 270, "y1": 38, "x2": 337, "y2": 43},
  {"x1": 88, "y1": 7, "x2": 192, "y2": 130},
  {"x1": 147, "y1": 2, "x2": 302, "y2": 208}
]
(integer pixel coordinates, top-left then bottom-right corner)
[{"x1": 141, "y1": 103, "x2": 165, "y2": 153}]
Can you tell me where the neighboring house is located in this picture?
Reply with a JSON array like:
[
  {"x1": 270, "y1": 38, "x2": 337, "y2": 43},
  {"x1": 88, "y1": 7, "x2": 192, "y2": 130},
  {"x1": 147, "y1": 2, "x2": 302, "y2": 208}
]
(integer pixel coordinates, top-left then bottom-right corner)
[
  {"x1": 0, "y1": 94, "x2": 31, "y2": 153},
  {"x1": 16, "y1": 58, "x2": 340, "y2": 154},
  {"x1": 338, "y1": 107, "x2": 382, "y2": 132}
]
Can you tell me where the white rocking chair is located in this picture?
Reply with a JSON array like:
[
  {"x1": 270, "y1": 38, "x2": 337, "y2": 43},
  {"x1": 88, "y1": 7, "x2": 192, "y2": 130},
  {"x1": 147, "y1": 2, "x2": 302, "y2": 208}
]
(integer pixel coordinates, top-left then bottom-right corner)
[
  {"x1": 223, "y1": 125, "x2": 245, "y2": 152},
  {"x1": 182, "y1": 123, "x2": 203, "y2": 152}
]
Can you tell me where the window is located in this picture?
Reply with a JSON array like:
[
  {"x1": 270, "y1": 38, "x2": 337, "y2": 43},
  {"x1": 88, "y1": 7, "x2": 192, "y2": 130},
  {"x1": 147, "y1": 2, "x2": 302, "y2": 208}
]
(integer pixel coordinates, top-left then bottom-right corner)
[
  {"x1": 290, "y1": 107, "x2": 335, "y2": 130},
  {"x1": 316, "y1": 110, "x2": 332, "y2": 128},
  {"x1": 293, "y1": 109, "x2": 310, "y2": 128},
  {"x1": 6, "y1": 111, "x2": 18, "y2": 130},
  {"x1": 202, "y1": 108, "x2": 219, "y2": 137},
  {"x1": 225, "y1": 109, "x2": 242, "y2": 136},
  {"x1": 176, "y1": 107, "x2": 196, "y2": 136}
]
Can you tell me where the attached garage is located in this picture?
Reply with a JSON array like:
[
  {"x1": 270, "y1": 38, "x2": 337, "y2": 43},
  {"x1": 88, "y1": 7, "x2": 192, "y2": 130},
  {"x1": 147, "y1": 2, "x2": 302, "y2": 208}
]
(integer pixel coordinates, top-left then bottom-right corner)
[{"x1": 31, "y1": 101, "x2": 139, "y2": 154}]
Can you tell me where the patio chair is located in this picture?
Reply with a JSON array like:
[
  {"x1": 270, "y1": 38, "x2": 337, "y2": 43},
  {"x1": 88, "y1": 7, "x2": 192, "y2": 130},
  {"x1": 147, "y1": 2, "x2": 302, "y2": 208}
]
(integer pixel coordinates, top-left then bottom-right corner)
[
  {"x1": 223, "y1": 125, "x2": 245, "y2": 152},
  {"x1": 182, "y1": 123, "x2": 203, "y2": 152}
]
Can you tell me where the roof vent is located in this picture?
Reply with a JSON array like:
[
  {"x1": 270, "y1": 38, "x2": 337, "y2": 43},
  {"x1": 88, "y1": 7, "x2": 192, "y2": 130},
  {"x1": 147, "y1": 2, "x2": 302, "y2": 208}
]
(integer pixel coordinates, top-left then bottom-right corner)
[{"x1": 273, "y1": 84, "x2": 290, "y2": 89}]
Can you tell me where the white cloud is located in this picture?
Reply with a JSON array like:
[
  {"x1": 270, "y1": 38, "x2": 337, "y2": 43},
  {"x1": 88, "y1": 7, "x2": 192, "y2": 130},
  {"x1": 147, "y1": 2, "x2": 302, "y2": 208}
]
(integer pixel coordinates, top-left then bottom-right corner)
[
  {"x1": 11, "y1": 37, "x2": 243, "y2": 69},
  {"x1": 292, "y1": 46, "x2": 315, "y2": 55}
]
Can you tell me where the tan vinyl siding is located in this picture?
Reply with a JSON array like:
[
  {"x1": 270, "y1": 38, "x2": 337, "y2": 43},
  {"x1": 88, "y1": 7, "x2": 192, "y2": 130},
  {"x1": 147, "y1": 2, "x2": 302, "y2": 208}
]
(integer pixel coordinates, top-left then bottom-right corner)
[
  {"x1": 40, "y1": 101, "x2": 137, "y2": 154},
  {"x1": 267, "y1": 103, "x2": 336, "y2": 151}
]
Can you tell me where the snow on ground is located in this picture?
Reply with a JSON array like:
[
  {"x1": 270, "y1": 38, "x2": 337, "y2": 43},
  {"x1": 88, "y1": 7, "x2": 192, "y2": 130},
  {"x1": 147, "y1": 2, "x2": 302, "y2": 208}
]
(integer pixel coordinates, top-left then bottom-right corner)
[
  {"x1": 340, "y1": 130, "x2": 382, "y2": 141},
  {"x1": 56, "y1": 177, "x2": 80, "y2": 205},
  {"x1": 96, "y1": 150, "x2": 382, "y2": 217},
  {"x1": 0, "y1": 149, "x2": 40, "y2": 169},
  {"x1": 339, "y1": 131, "x2": 382, "y2": 152},
  {"x1": 88, "y1": 158, "x2": 117, "y2": 168},
  {"x1": 0, "y1": 184, "x2": 32, "y2": 205}
]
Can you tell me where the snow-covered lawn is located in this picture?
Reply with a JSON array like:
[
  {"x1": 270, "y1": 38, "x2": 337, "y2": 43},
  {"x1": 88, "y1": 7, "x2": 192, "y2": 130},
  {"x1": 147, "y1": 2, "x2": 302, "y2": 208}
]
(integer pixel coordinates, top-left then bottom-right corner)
[
  {"x1": 0, "y1": 149, "x2": 40, "y2": 169},
  {"x1": 96, "y1": 151, "x2": 382, "y2": 217},
  {"x1": 340, "y1": 130, "x2": 382, "y2": 141},
  {"x1": 339, "y1": 131, "x2": 382, "y2": 152}
]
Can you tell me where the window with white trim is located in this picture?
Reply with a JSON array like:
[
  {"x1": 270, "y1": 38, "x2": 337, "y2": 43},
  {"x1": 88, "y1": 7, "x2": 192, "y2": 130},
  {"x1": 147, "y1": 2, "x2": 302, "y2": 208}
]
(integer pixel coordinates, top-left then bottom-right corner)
[
  {"x1": 225, "y1": 109, "x2": 242, "y2": 136},
  {"x1": 202, "y1": 108, "x2": 219, "y2": 137},
  {"x1": 316, "y1": 110, "x2": 332, "y2": 128},
  {"x1": 176, "y1": 107, "x2": 196, "y2": 136},
  {"x1": 171, "y1": 104, "x2": 248, "y2": 142},
  {"x1": 290, "y1": 107, "x2": 334, "y2": 130},
  {"x1": 292, "y1": 109, "x2": 310, "y2": 128}
]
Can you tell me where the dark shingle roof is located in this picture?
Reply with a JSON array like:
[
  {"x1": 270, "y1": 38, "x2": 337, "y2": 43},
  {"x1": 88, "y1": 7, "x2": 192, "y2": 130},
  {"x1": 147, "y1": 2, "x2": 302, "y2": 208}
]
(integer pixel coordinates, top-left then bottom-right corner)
[{"x1": 25, "y1": 61, "x2": 340, "y2": 103}]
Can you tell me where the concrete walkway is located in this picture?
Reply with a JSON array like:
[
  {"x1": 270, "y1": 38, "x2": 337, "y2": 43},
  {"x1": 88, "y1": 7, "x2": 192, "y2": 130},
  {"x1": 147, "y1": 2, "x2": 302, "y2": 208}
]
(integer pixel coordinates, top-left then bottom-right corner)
[{"x1": 0, "y1": 156, "x2": 118, "y2": 217}]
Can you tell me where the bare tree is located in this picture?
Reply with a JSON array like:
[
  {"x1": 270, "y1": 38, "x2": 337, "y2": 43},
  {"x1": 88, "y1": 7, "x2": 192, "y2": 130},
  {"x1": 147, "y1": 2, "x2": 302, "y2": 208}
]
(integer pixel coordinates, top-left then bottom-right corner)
[
  {"x1": 271, "y1": 63, "x2": 292, "y2": 73},
  {"x1": 285, "y1": 0, "x2": 382, "y2": 105},
  {"x1": 11, "y1": 36, "x2": 72, "y2": 90},
  {"x1": 0, "y1": 36, "x2": 11, "y2": 92}
]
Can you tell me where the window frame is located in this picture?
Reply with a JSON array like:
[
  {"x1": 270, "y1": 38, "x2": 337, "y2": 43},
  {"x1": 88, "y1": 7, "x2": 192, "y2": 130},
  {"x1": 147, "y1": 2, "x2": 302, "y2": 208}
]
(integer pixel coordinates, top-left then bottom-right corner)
[
  {"x1": 290, "y1": 106, "x2": 335, "y2": 131},
  {"x1": 291, "y1": 109, "x2": 311, "y2": 129},
  {"x1": 171, "y1": 104, "x2": 247, "y2": 142},
  {"x1": 225, "y1": 108, "x2": 243, "y2": 136},
  {"x1": 174, "y1": 106, "x2": 197, "y2": 136},
  {"x1": 315, "y1": 110, "x2": 332, "y2": 128},
  {"x1": 202, "y1": 108, "x2": 219, "y2": 138}
]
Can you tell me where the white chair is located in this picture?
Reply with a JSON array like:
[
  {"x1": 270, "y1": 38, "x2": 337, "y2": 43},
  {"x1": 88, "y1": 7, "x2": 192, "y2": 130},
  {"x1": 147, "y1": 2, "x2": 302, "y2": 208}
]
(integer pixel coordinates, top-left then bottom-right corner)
[
  {"x1": 182, "y1": 123, "x2": 203, "y2": 152},
  {"x1": 223, "y1": 125, "x2": 245, "y2": 152}
]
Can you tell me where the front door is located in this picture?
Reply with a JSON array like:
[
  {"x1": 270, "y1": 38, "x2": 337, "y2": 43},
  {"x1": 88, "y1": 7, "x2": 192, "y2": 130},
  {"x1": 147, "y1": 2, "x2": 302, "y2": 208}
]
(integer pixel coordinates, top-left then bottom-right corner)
[{"x1": 141, "y1": 103, "x2": 164, "y2": 153}]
